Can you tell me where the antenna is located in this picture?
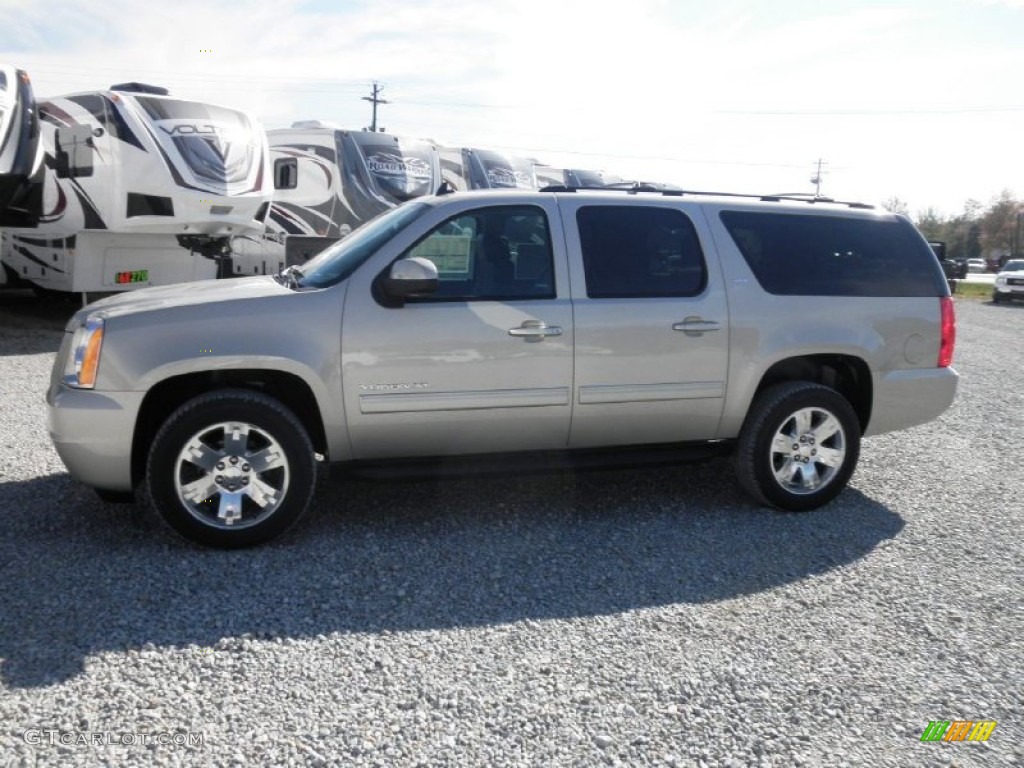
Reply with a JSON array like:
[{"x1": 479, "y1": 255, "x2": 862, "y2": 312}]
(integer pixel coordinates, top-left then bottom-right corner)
[{"x1": 362, "y1": 81, "x2": 389, "y2": 133}]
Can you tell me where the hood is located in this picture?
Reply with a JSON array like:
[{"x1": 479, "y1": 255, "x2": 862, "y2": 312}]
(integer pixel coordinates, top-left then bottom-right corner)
[{"x1": 68, "y1": 275, "x2": 290, "y2": 327}]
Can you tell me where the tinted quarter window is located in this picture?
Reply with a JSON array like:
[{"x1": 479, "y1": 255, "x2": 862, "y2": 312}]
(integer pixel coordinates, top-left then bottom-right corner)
[
  {"x1": 404, "y1": 205, "x2": 554, "y2": 301},
  {"x1": 577, "y1": 206, "x2": 706, "y2": 298},
  {"x1": 720, "y1": 211, "x2": 946, "y2": 297}
]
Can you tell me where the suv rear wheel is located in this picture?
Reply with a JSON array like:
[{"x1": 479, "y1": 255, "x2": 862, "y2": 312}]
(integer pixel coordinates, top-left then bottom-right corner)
[
  {"x1": 146, "y1": 389, "x2": 316, "y2": 548},
  {"x1": 735, "y1": 381, "x2": 860, "y2": 512}
]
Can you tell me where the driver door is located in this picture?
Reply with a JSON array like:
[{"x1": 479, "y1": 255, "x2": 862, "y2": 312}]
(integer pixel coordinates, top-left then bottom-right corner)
[{"x1": 341, "y1": 199, "x2": 574, "y2": 459}]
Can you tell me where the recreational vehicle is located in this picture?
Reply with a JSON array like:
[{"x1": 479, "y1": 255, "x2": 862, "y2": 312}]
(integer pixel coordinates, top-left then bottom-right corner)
[
  {"x1": 533, "y1": 165, "x2": 619, "y2": 189},
  {"x1": 0, "y1": 63, "x2": 44, "y2": 230},
  {"x1": 231, "y1": 123, "x2": 443, "y2": 268},
  {"x1": 0, "y1": 82, "x2": 271, "y2": 294},
  {"x1": 438, "y1": 147, "x2": 538, "y2": 191}
]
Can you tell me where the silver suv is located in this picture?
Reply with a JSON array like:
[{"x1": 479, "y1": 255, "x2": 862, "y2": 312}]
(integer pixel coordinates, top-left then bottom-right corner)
[{"x1": 48, "y1": 189, "x2": 959, "y2": 547}]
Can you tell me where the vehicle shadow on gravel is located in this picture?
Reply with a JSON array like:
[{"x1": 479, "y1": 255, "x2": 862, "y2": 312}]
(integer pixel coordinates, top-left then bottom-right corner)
[
  {"x1": 0, "y1": 291, "x2": 75, "y2": 356},
  {"x1": 0, "y1": 461, "x2": 903, "y2": 688}
]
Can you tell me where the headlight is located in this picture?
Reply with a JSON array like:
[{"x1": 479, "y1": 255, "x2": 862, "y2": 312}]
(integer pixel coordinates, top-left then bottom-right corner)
[
  {"x1": 63, "y1": 316, "x2": 105, "y2": 389},
  {"x1": 996, "y1": 277, "x2": 1007, "y2": 285}
]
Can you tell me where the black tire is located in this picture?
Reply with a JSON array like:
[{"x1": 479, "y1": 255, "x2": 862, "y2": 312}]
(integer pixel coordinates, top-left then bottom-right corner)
[
  {"x1": 145, "y1": 389, "x2": 316, "y2": 548},
  {"x1": 992, "y1": 292, "x2": 1002, "y2": 304},
  {"x1": 734, "y1": 381, "x2": 860, "y2": 512}
]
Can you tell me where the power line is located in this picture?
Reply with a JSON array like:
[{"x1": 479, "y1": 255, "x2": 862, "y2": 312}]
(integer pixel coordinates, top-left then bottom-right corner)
[
  {"x1": 478, "y1": 141, "x2": 819, "y2": 170},
  {"x1": 719, "y1": 105, "x2": 1024, "y2": 115},
  {"x1": 23, "y1": 65, "x2": 373, "y2": 87},
  {"x1": 23, "y1": 65, "x2": 1024, "y2": 115}
]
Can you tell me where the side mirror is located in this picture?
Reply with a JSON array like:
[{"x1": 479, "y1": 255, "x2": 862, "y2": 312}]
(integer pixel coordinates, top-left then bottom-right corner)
[{"x1": 383, "y1": 256, "x2": 439, "y2": 299}]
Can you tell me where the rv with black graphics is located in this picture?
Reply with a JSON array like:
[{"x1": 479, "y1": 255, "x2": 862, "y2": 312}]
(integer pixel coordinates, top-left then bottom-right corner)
[
  {"x1": 0, "y1": 79, "x2": 272, "y2": 294},
  {"x1": 0, "y1": 63, "x2": 44, "y2": 231},
  {"x1": 533, "y1": 165, "x2": 619, "y2": 190},
  {"x1": 231, "y1": 122, "x2": 443, "y2": 269},
  {"x1": 438, "y1": 146, "x2": 538, "y2": 191}
]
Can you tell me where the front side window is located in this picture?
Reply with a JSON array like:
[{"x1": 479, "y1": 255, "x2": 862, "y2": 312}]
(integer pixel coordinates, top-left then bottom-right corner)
[
  {"x1": 404, "y1": 205, "x2": 554, "y2": 301},
  {"x1": 720, "y1": 210, "x2": 946, "y2": 297},
  {"x1": 577, "y1": 205, "x2": 706, "y2": 298}
]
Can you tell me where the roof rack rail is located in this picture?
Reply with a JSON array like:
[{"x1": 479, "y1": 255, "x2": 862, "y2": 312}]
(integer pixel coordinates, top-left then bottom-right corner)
[{"x1": 538, "y1": 185, "x2": 875, "y2": 209}]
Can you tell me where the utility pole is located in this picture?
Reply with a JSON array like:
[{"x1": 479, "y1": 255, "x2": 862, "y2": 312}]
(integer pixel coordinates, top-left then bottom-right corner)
[
  {"x1": 1014, "y1": 210, "x2": 1023, "y2": 258},
  {"x1": 362, "y1": 81, "x2": 389, "y2": 133},
  {"x1": 810, "y1": 158, "x2": 826, "y2": 197}
]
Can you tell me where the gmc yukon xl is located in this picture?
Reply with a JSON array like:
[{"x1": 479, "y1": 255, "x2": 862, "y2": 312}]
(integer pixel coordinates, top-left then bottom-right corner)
[{"x1": 48, "y1": 188, "x2": 958, "y2": 547}]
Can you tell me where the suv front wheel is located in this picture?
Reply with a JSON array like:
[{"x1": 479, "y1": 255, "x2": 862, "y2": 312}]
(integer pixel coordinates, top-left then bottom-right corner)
[
  {"x1": 146, "y1": 389, "x2": 316, "y2": 548},
  {"x1": 735, "y1": 382, "x2": 861, "y2": 512}
]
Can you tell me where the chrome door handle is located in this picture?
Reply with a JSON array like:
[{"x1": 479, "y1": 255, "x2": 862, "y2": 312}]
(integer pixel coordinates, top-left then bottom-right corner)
[
  {"x1": 508, "y1": 320, "x2": 563, "y2": 339},
  {"x1": 672, "y1": 317, "x2": 721, "y2": 336}
]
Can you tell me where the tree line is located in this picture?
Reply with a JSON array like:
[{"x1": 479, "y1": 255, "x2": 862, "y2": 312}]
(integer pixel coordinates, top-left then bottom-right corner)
[{"x1": 883, "y1": 190, "x2": 1022, "y2": 264}]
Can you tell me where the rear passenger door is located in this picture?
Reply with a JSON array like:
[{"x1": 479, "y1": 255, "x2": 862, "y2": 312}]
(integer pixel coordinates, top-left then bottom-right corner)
[{"x1": 562, "y1": 200, "x2": 729, "y2": 447}]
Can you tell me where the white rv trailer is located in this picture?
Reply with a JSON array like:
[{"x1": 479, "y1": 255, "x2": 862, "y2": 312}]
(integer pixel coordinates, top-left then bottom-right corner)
[
  {"x1": 0, "y1": 82, "x2": 271, "y2": 293},
  {"x1": 0, "y1": 64, "x2": 44, "y2": 230},
  {"x1": 232, "y1": 123, "x2": 443, "y2": 268},
  {"x1": 438, "y1": 147, "x2": 538, "y2": 191}
]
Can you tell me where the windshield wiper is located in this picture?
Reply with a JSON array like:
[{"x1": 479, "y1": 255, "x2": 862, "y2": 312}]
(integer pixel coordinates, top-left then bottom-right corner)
[{"x1": 276, "y1": 264, "x2": 305, "y2": 290}]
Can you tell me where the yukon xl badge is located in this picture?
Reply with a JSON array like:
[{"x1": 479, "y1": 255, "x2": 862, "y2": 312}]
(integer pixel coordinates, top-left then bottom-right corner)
[{"x1": 360, "y1": 382, "x2": 429, "y2": 392}]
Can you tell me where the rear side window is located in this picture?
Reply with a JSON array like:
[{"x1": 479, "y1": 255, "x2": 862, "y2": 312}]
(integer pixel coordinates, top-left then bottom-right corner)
[
  {"x1": 720, "y1": 211, "x2": 945, "y2": 297},
  {"x1": 578, "y1": 206, "x2": 706, "y2": 298}
]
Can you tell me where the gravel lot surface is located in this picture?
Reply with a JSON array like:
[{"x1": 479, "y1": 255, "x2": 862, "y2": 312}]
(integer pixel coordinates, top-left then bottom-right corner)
[{"x1": 0, "y1": 292, "x2": 1021, "y2": 767}]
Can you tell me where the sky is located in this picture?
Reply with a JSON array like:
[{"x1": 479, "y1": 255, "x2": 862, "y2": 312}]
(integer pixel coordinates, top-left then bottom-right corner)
[{"x1": 1, "y1": 0, "x2": 1022, "y2": 215}]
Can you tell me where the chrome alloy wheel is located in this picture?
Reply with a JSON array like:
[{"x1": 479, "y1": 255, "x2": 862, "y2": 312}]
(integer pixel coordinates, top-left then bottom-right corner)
[
  {"x1": 769, "y1": 406, "x2": 846, "y2": 495},
  {"x1": 174, "y1": 421, "x2": 290, "y2": 529}
]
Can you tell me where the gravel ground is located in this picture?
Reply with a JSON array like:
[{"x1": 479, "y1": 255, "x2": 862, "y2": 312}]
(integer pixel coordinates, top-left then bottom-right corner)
[{"x1": 0, "y1": 293, "x2": 1021, "y2": 767}]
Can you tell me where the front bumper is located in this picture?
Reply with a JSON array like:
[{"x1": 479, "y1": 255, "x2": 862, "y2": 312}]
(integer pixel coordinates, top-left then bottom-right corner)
[
  {"x1": 993, "y1": 283, "x2": 1024, "y2": 299},
  {"x1": 865, "y1": 366, "x2": 959, "y2": 437},
  {"x1": 47, "y1": 386, "x2": 145, "y2": 491}
]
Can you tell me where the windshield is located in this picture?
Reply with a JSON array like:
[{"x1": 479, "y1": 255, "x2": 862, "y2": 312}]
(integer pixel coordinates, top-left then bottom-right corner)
[
  {"x1": 297, "y1": 201, "x2": 431, "y2": 288},
  {"x1": 1002, "y1": 260, "x2": 1024, "y2": 271}
]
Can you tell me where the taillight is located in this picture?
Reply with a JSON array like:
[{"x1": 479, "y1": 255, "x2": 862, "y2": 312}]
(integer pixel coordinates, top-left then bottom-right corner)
[{"x1": 938, "y1": 296, "x2": 955, "y2": 367}]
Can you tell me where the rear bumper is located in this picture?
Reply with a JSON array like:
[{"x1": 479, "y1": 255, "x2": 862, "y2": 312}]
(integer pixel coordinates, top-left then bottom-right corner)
[
  {"x1": 865, "y1": 367, "x2": 958, "y2": 436},
  {"x1": 47, "y1": 386, "x2": 144, "y2": 491}
]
